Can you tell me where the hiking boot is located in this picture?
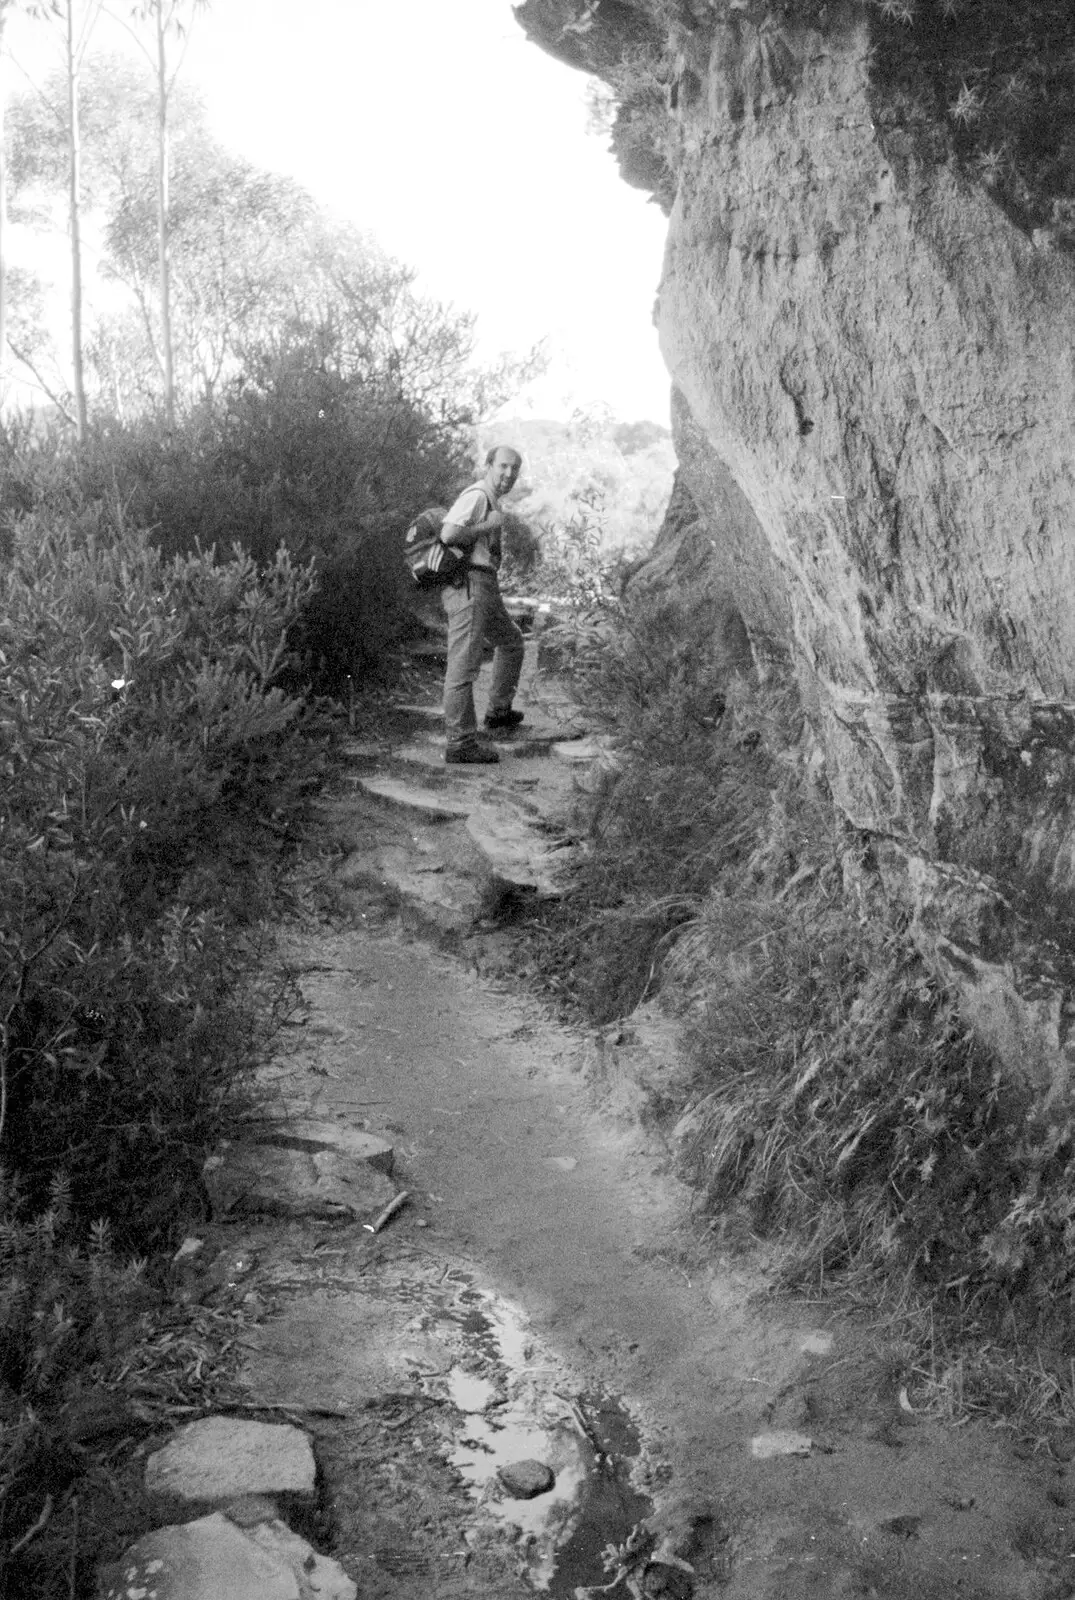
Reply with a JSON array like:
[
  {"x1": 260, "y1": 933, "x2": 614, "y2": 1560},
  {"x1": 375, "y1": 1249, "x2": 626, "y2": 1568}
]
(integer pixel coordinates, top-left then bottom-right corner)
[
  {"x1": 484, "y1": 707, "x2": 526, "y2": 730},
  {"x1": 446, "y1": 744, "x2": 499, "y2": 765}
]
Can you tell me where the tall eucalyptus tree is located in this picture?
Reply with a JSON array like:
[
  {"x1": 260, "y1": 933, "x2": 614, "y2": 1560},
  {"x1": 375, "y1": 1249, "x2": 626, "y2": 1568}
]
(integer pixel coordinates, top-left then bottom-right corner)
[
  {"x1": 120, "y1": 0, "x2": 208, "y2": 426},
  {"x1": 0, "y1": 0, "x2": 52, "y2": 403},
  {"x1": 59, "y1": 0, "x2": 104, "y2": 436}
]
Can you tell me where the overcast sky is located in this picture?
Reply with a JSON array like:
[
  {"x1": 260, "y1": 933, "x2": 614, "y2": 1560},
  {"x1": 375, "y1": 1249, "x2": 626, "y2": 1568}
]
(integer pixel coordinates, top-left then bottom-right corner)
[{"x1": 8, "y1": 0, "x2": 672, "y2": 422}]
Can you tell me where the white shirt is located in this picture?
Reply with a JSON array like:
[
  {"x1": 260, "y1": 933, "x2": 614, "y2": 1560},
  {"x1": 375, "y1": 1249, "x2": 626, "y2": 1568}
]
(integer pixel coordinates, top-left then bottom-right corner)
[{"x1": 442, "y1": 482, "x2": 498, "y2": 570}]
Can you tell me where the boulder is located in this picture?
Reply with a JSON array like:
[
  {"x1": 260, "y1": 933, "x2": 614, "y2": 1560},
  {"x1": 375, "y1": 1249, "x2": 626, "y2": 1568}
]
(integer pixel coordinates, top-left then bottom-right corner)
[
  {"x1": 97, "y1": 1512, "x2": 355, "y2": 1600},
  {"x1": 203, "y1": 1140, "x2": 397, "y2": 1223}
]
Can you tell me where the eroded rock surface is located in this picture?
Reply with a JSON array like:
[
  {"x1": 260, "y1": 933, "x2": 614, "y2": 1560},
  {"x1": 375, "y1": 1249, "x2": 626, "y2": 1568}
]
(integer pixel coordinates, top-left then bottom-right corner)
[{"x1": 516, "y1": 0, "x2": 1075, "y2": 1089}]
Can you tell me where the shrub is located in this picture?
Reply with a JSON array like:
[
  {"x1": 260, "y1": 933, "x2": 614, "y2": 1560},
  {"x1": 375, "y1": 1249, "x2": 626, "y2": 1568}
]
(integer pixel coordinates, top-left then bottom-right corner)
[
  {"x1": 0, "y1": 1173, "x2": 167, "y2": 1596},
  {"x1": 0, "y1": 349, "x2": 475, "y2": 692},
  {"x1": 0, "y1": 515, "x2": 313, "y2": 1239},
  {"x1": 0, "y1": 507, "x2": 320, "y2": 1591}
]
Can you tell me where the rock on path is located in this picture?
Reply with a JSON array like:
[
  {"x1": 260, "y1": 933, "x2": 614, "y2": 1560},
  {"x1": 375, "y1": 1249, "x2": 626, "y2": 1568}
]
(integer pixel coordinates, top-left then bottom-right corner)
[
  {"x1": 99, "y1": 1512, "x2": 356, "y2": 1600},
  {"x1": 144, "y1": 1417, "x2": 317, "y2": 1506}
]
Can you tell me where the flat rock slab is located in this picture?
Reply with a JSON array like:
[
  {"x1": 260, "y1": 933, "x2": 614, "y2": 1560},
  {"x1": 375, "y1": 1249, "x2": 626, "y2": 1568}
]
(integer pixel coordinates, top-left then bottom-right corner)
[
  {"x1": 204, "y1": 1141, "x2": 398, "y2": 1222},
  {"x1": 99, "y1": 1512, "x2": 356, "y2": 1600},
  {"x1": 240, "y1": 1293, "x2": 450, "y2": 1414},
  {"x1": 357, "y1": 774, "x2": 475, "y2": 820},
  {"x1": 251, "y1": 1119, "x2": 394, "y2": 1175},
  {"x1": 145, "y1": 1417, "x2": 316, "y2": 1505}
]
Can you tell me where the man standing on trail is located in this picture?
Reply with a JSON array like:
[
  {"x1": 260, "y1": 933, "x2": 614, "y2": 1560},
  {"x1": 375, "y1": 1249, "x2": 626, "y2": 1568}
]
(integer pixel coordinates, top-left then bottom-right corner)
[{"x1": 439, "y1": 445, "x2": 527, "y2": 766}]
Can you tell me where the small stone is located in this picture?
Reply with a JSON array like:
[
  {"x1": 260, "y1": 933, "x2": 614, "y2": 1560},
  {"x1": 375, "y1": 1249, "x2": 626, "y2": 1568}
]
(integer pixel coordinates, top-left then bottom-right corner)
[
  {"x1": 497, "y1": 1458, "x2": 555, "y2": 1499},
  {"x1": 881, "y1": 1513, "x2": 922, "y2": 1539},
  {"x1": 172, "y1": 1236, "x2": 205, "y2": 1265},
  {"x1": 750, "y1": 1431, "x2": 812, "y2": 1459},
  {"x1": 798, "y1": 1330, "x2": 833, "y2": 1356},
  {"x1": 551, "y1": 737, "x2": 610, "y2": 764}
]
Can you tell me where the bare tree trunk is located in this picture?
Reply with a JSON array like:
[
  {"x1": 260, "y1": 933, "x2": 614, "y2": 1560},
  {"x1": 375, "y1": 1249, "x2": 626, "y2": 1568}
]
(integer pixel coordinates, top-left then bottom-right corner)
[
  {"x1": 66, "y1": 0, "x2": 87, "y2": 440},
  {"x1": 0, "y1": 8, "x2": 8, "y2": 400},
  {"x1": 155, "y1": 0, "x2": 174, "y2": 428}
]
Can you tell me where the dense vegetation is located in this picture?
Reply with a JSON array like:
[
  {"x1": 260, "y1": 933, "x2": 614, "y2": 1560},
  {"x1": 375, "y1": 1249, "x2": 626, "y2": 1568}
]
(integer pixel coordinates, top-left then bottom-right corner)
[{"x1": 0, "y1": 495, "x2": 318, "y2": 1590}]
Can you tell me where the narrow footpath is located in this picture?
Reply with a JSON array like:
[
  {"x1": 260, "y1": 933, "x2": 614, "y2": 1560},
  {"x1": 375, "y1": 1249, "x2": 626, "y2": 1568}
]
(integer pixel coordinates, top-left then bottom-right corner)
[{"x1": 106, "y1": 635, "x2": 1075, "y2": 1600}]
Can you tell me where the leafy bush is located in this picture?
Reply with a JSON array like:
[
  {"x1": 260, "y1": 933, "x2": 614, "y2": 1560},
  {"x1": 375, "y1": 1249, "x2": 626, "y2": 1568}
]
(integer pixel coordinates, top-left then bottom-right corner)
[
  {"x1": 0, "y1": 514, "x2": 313, "y2": 1238},
  {"x1": 0, "y1": 328, "x2": 489, "y2": 692},
  {"x1": 0, "y1": 505, "x2": 321, "y2": 1587},
  {"x1": 0, "y1": 1173, "x2": 169, "y2": 1597}
]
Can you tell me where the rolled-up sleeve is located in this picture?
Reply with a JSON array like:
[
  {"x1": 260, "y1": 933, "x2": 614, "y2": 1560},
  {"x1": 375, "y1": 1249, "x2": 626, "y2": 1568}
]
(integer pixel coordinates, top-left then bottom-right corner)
[{"x1": 441, "y1": 488, "x2": 485, "y2": 543}]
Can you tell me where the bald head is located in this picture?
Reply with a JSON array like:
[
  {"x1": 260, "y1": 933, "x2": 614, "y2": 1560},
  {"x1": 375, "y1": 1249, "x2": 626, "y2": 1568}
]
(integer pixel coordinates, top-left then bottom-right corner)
[{"x1": 484, "y1": 446, "x2": 521, "y2": 498}]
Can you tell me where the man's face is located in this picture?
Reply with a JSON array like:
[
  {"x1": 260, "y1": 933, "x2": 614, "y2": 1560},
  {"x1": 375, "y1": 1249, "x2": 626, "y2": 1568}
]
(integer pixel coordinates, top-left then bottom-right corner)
[{"x1": 488, "y1": 449, "x2": 521, "y2": 497}]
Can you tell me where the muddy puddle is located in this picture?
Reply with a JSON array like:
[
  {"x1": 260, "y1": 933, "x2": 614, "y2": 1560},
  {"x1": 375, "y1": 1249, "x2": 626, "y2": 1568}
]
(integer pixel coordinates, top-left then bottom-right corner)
[
  {"x1": 238, "y1": 1226, "x2": 654, "y2": 1595},
  {"x1": 417, "y1": 1271, "x2": 651, "y2": 1593}
]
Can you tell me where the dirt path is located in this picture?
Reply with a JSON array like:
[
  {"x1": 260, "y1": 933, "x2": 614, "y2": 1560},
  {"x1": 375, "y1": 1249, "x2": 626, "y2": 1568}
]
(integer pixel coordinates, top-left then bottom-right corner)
[{"x1": 210, "y1": 640, "x2": 1074, "y2": 1600}]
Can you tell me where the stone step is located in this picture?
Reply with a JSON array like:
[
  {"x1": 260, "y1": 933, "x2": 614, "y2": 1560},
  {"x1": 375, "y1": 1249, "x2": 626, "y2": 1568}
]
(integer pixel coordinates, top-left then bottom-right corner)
[
  {"x1": 465, "y1": 799, "x2": 574, "y2": 896},
  {"x1": 356, "y1": 774, "x2": 478, "y2": 820}
]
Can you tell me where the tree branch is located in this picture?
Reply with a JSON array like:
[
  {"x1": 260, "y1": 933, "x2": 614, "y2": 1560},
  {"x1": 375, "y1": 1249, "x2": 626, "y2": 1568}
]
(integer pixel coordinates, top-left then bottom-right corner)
[{"x1": 5, "y1": 335, "x2": 77, "y2": 423}]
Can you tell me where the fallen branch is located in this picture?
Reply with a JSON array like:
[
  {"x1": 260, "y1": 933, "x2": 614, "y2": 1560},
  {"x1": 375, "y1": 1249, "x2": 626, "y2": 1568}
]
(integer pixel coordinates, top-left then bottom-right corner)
[
  {"x1": 364, "y1": 1190, "x2": 410, "y2": 1234},
  {"x1": 11, "y1": 1493, "x2": 54, "y2": 1555}
]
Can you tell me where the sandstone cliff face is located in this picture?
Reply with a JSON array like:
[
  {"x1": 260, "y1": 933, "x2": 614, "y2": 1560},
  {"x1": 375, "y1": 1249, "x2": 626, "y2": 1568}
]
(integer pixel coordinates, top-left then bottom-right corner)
[{"x1": 515, "y1": 0, "x2": 1075, "y2": 1091}]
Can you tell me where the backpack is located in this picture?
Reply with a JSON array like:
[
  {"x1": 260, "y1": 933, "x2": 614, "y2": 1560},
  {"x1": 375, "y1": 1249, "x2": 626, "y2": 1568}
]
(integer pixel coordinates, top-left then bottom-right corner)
[{"x1": 403, "y1": 506, "x2": 468, "y2": 590}]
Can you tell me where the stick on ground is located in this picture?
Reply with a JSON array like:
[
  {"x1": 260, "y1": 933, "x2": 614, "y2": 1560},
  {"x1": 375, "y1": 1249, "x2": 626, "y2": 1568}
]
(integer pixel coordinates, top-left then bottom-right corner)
[{"x1": 364, "y1": 1190, "x2": 410, "y2": 1234}]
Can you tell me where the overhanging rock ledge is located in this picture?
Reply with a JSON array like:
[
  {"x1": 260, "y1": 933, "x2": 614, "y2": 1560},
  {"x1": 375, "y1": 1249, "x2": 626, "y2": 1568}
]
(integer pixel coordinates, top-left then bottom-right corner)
[{"x1": 515, "y1": 0, "x2": 1075, "y2": 1092}]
